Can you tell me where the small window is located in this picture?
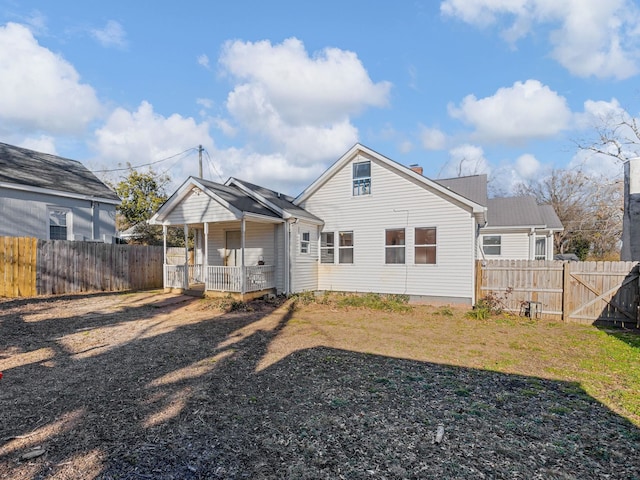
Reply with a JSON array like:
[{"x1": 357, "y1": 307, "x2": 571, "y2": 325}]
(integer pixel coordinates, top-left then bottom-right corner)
[
  {"x1": 483, "y1": 235, "x2": 501, "y2": 256},
  {"x1": 320, "y1": 232, "x2": 334, "y2": 264},
  {"x1": 353, "y1": 161, "x2": 371, "y2": 196},
  {"x1": 339, "y1": 231, "x2": 353, "y2": 264},
  {"x1": 301, "y1": 231, "x2": 310, "y2": 254},
  {"x1": 415, "y1": 227, "x2": 436, "y2": 264},
  {"x1": 385, "y1": 229, "x2": 405, "y2": 264},
  {"x1": 49, "y1": 208, "x2": 70, "y2": 240},
  {"x1": 535, "y1": 237, "x2": 546, "y2": 260}
]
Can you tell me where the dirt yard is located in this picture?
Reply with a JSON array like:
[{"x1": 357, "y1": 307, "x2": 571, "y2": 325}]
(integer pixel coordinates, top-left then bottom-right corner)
[{"x1": 1, "y1": 291, "x2": 639, "y2": 479}]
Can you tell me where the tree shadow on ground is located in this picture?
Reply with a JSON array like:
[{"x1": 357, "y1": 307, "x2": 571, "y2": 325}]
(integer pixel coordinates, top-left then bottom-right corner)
[{"x1": 0, "y1": 294, "x2": 639, "y2": 479}]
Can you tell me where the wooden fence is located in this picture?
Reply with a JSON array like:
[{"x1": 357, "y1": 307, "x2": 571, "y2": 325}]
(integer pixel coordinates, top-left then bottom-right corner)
[
  {"x1": 0, "y1": 237, "x2": 163, "y2": 298},
  {"x1": 476, "y1": 260, "x2": 640, "y2": 327}
]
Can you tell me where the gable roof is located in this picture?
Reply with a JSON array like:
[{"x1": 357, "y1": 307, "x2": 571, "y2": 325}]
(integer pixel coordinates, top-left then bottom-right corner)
[
  {"x1": 150, "y1": 176, "x2": 320, "y2": 224},
  {"x1": 0, "y1": 142, "x2": 120, "y2": 204},
  {"x1": 294, "y1": 144, "x2": 486, "y2": 219}
]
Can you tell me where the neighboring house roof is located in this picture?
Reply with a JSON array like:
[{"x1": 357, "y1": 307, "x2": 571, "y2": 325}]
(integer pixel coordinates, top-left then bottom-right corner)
[
  {"x1": 435, "y1": 175, "x2": 488, "y2": 207},
  {"x1": 294, "y1": 143, "x2": 487, "y2": 219},
  {"x1": 0, "y1": 142, "x2": 120, "y2": 204},
  {"x1": 539, "y1": 204, "x2": 564, "y2": 230},
  {"x1": 150, "y1": 176, "x2": 319, "y2": 224}
]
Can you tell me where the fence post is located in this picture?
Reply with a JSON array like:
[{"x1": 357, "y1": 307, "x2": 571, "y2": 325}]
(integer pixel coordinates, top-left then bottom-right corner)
[
  {"x1": 562, "y1": 261, "x2": 570, "y2": 322},
  {"x1": 475, "y1": 260, "x2": 482, "y2": 305}
]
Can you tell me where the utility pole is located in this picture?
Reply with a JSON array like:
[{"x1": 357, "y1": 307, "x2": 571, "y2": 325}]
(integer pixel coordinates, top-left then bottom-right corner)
[{"x1": 198, "y1": 144, "x2": 203, "y2": 178}]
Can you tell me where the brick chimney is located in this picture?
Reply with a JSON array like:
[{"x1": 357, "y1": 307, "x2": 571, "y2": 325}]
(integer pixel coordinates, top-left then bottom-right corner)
[{"x1": 410, "y1": 164, "x2": 423, "y2": 175}]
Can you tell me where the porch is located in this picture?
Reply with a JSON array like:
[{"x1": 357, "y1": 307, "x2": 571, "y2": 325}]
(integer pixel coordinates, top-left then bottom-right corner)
[{"x1": 164, "y1": 263, "x2": 276, "y2": 299}]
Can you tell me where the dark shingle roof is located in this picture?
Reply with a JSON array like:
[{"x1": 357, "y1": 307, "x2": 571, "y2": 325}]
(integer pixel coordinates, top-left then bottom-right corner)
[
  {"x1": 435, "y1": 174, "x2": 488, "y2": 206},
  {"x1": 195, "y1": 178, "x2": 281, "y2": 218},
  {"x1": 230, "y1": 178, "x2": 322, "y2": 222},
  {"x1": 0, "y1": 142, "x2": 120, "y2": 202}
]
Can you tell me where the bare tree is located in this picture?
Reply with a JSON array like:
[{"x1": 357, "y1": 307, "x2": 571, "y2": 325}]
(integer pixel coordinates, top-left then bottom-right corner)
[
  {"x1": 516, "y1": 169, "x2": 622, "y2": 259},
  {"x1": 578, "y1": 109, "x2": 640, "y2": 162}
]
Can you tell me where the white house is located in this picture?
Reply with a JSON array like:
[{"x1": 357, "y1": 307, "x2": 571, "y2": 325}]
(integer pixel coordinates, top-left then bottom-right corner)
[
  {"x1": 150, "y1": 144, "x2": 562, "y2": 304},
  {"x1": 0, "y1": 142, "x2": 121, "y2": 242}
]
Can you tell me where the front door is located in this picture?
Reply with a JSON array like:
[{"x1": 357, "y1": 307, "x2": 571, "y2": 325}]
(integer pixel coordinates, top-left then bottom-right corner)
[{"x1": 225, "y1": 230, "x2": 241, "y2": 266}]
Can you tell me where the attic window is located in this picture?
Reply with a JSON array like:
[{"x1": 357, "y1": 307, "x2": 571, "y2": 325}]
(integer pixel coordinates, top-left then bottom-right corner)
[{"x1": 353, "y1": 161, "x2": 371, "y2": 196}]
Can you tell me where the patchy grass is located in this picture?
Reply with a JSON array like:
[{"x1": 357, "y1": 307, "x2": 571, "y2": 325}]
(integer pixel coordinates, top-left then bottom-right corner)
[{"x1": 0, "y1": 292, "x2": 639, "y2": 479}]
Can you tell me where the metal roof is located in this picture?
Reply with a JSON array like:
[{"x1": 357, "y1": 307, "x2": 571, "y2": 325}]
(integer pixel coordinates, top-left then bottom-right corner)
[
  {"x1": 435, "y1": 175, "x2": 488, "y2": 206},
  {"x1": 0, "y1": 142, "x2": 120, "y2": 202}
]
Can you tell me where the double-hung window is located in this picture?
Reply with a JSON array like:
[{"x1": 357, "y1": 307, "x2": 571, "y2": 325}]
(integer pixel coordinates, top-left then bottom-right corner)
[
  {"x1": 49, "y1": 208, "x2": 70, "y2": 240},
  {"x1": 415, "y1": 227, "x2": 436, "y2": 264},
  {"x1": 339, "y1": 231, "x2": 354, "y2": 264},
  {"x1": 385, "y1": 229, "x2": 405, "y2": 264},
  {"x1": 535, "y1": 237, "x2": 546, "y2": 260},
  {"x1": 352, "y1": 161, "x2": 371, "y2": 196},
  {"x1": 483, "y1": 235, "x2": 501, "y2": 256},
  {"x1": 320, "y1": 232, "x2": 334, "y2": 263},
  {"x1": 300, "y1": 231, "x2": 310, "y2": 254}
]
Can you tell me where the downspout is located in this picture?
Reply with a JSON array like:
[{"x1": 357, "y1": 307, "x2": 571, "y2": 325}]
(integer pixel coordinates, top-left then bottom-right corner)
[{"x1": 284, "y1": 219, "x2": 291, "y2": 295}]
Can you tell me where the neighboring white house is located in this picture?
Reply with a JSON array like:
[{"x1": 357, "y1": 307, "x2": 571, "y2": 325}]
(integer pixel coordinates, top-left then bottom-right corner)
[
  {"x1": 150, "y1": 144, "x2": 562, "y2": 304},
  {"x1": 0, "y1": 142, "x2": 121, "y2": 242}
]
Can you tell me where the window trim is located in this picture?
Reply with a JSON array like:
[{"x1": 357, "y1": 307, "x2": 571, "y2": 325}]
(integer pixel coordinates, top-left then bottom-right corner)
[
  {"x1": 320, "y1": 231, "x2": 335, "y2": 264},
  {"x1": 483, "y1": 235, "x2": 501, "y2": 256},
  {"x1": 48, "y1": 206, "x2": 72, "y2": 240},
  {"x1": 385, "y1": 228, "x2": 406, "y2": 265},
  {"x1": 414, "y1": 227, "x2": 437, "y2": 265},
  {"x1": 338, "y1": 231, "x2": 354, "y2": 264},
  {"x1": 535, "y1": 236, "x2": 547, "y2": 260},
  {"x1": 352, "y1": 160, "x2": 371, "y2": 196},
  {"x1": 300, "y1": 231, "x2": 310, "y2": 254}
]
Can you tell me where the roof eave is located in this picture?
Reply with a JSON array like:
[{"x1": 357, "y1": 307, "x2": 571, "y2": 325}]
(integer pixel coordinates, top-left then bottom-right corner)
[{"x1": 0, "y1": 181, "x2": 121, "y2": 205}]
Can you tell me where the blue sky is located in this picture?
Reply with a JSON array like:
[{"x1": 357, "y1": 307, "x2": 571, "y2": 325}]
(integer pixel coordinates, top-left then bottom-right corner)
[{"x1": 1, "y1": 0, "x2": 639, "y2": 196}]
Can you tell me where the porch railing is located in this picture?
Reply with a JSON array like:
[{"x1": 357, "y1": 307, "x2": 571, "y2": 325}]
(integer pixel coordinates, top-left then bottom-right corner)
[{"x1": 164, "y1": 264, "x2": 275, "y2": 293}]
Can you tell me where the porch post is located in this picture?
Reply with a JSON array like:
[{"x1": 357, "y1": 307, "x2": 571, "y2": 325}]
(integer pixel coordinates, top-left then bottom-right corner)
[
  {"x1": 184, "y1": 225, "x2": 189, "y2": 289},
  {"x1": 163, "y1": 225, "x2": 167, "y2": 288},
  {"x1": 204, "y1": 222, "x2": 209, "y2": 289},
  {"x1": 241, "y1": 216, "x2": 246, "y2": 294}
]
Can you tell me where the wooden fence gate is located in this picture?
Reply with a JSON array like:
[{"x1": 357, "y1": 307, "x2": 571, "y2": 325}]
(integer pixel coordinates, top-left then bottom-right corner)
[{"x1": 476, "y1": 260, "x2": 640, "y2": 327}]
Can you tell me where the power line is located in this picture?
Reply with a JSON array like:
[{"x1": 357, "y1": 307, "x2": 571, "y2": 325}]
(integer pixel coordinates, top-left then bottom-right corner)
[
  {"x1": 93, "y1": 147, "x2": 198, "y2": 173},
  {"x1": 204, "y1": 148, "x2": 225, "y2": 183}
]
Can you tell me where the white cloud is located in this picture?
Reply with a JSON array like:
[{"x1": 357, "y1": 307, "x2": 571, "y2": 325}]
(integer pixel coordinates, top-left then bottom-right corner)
[
  {"x1": 569, "y1": 146, "x2": 625, "y2": 180},
  {"x1": 514, "y1": 153, "x2": 541, "y2": 179},
  {"x1": 213, "y1": 37, "x2": 391, "y2": 190},
  {"x1": 419, "y1": 125, "x2": 447, "y2": 150},
  {"x1": 441, "y1": 0, "x2": 640, "y2": 79},
  {"x1": 91, "y1": 20, "x2": 127, "y2": 49},
  {"x1": 220, "y1": 38, "x2": 391, "y2": 125},
  {"x1": 449, "y1": 79, "x2": 571, "y2": 143},
  {"x1": 19, "y1": 135, "x2": 57, "y2": 155},
  {"x1": 440, "y1": 144, "x2": 490, "y2": 177},
  {"x1": 94, "y1": 101, "x2": 215, "y2": 185},
  {"x1": 197, "y1": 54, "x2": 210, "y2": 69},
  {"x1": 0, "y1": 23, "x2": 101, "y2": 134}
]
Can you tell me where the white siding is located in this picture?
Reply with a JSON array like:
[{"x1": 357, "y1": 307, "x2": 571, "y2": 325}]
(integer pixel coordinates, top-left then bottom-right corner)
[
  {"x1": 165, "y1": 190, "x2": 237, "y2": 224},
  {"x1": 299, "y1": 154, "x2": 476, "y2": 303},
  {"x1": 290, "y1": 221, "x2": 319, "y2": 292},
  {"x1": 479, "y1": 231, "x2": 531, "y2": 260}
]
